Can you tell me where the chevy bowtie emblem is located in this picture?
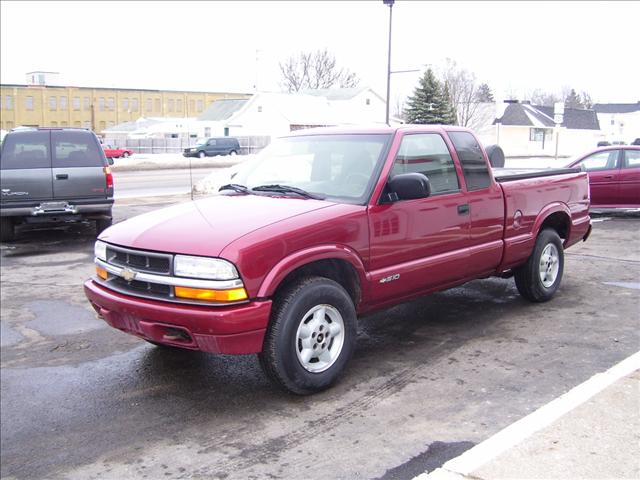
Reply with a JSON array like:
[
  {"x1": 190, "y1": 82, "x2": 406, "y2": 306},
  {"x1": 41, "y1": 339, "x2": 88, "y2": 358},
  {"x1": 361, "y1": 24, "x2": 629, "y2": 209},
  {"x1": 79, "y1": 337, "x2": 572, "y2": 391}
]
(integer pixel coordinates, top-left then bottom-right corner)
[{"x1": 122, "y1": 268, "x2": 137, "y2": 282}]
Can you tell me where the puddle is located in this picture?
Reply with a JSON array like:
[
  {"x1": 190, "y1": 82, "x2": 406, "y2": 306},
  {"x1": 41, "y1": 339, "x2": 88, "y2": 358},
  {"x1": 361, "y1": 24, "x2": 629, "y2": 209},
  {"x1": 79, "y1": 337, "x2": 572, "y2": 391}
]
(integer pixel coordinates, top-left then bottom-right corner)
[{"x1": 25, "y1": 300, "x2": 106, "y2": 336}]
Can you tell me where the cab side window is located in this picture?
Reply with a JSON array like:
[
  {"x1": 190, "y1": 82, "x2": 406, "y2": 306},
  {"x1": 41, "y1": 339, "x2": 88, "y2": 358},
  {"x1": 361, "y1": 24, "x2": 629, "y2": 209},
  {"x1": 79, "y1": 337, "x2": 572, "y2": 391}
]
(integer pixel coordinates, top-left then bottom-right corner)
[
  {"x1": 449, "y1": 131, "x2": 491, "y2": 191},
  {"x1": 577, "y1": 150, "x2": 619, "y2": 171},
  {"x1": 390, "y1": 133, "x2": 460, "y2": 195}
]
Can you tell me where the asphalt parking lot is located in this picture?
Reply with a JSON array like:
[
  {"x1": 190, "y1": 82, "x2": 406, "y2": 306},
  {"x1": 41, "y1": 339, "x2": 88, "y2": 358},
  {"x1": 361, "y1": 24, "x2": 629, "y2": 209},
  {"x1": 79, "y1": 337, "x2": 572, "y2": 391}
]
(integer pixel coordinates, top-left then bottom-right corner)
[{"x1": 1, "y1": 201, "x2": 638, "y2": 480}]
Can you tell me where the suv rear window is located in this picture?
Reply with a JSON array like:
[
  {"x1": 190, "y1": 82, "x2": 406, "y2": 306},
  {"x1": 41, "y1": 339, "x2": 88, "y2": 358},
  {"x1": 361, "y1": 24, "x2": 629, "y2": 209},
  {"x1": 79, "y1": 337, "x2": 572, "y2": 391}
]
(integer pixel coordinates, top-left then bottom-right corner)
[
  {"x1": 0, "y1": 131, "x2": 51, "y2": 169},
  {"x1": 52, "y1": 130, "x2": 104, "y2": 167}
]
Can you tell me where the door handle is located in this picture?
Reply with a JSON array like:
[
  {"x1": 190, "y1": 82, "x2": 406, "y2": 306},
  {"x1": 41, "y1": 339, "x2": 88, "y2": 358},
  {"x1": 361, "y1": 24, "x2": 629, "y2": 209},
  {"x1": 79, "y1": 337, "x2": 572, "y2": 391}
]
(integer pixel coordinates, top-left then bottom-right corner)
[
  {"x1": 56, "y1": 174, "x2": 69, "y2": 180},
  {"x1": 457, "y1": 204, "x2": 470, "y2": 215},
  {"x1": 603, "y1": 175, "x2": 613, "y2": 179}
]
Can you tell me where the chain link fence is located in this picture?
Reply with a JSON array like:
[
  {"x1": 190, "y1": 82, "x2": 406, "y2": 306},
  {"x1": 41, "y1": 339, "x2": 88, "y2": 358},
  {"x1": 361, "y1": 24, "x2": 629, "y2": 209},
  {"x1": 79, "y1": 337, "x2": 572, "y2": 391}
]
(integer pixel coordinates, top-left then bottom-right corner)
[{"x1": 102, "y1": 136, "x2": 271, "y2": 155}]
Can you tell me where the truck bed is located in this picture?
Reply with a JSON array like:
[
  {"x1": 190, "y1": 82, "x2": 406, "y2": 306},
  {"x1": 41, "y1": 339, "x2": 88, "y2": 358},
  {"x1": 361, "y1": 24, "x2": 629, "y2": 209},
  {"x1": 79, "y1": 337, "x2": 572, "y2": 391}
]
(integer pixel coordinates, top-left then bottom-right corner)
[{"x1": 492, "y1": 167, "x2": 581, "y2": 182}]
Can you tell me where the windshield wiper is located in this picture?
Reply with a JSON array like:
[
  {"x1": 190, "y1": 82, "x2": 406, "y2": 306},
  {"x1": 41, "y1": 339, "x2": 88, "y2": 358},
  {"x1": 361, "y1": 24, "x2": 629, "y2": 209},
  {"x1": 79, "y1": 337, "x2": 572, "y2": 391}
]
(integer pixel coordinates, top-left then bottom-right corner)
[
  {"x1": 252, "y1": 184, "x2": 325, "y2": 200},
  {"x1": 219, "y1": 183, "x2": 251, "y2": 194}
]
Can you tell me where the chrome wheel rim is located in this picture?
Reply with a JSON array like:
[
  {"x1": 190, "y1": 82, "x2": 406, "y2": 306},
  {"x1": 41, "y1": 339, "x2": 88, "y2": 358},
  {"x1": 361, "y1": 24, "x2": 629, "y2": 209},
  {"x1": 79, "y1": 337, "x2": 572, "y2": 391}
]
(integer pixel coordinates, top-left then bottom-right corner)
[
  {"x1": 295, "y1": 304, "x2": 345, "y2": 373},
  {"x1": 539, "y1": 243, "x2": 560, "y2": 288}
]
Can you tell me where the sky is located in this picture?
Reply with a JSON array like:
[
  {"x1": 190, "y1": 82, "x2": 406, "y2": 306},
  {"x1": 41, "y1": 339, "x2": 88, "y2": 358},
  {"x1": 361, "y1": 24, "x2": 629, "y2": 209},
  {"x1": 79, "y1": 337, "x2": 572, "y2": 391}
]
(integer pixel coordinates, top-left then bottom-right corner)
[{"x1": 1, "y1": 1, "x2": 639, "y2": 105}]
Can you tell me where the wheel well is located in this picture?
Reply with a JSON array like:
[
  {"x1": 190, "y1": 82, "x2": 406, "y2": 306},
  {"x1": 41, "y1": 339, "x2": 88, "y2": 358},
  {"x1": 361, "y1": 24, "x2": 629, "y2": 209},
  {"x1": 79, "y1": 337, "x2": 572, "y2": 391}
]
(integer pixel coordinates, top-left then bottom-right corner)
[
  {"x1": 274, "y1": 259, "x2": 361, "y2": 307},
  {"x1": 539, "y1": 212, "x2": 570, "y2": 240}
]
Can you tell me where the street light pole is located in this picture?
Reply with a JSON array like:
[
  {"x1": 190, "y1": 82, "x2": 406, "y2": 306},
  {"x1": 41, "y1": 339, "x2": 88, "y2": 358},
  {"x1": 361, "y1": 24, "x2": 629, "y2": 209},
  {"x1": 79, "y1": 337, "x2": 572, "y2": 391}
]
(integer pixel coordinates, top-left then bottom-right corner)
[{"x1": 384, "y1": 0, "x2": 394, "y2": 125}]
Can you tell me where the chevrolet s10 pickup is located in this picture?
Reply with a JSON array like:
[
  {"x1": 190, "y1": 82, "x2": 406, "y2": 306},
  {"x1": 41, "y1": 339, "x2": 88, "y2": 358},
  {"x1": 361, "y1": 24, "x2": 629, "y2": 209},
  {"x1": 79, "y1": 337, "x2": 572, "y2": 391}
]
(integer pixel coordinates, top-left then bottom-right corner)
[{"x1": 84, "y1": 126, "x2": 592, "y2": 394}]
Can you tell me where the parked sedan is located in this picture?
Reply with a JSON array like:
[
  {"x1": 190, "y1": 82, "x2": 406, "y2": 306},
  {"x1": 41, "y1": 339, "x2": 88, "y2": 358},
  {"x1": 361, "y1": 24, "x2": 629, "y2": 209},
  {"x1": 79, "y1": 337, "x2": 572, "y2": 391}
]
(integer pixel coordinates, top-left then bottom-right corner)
[
  {"x1": 103, "y1": 145, "x2": 133, "y2": 158},
  {"x1": 567, "y1": 146, "x2": 640, "y2": 208}
]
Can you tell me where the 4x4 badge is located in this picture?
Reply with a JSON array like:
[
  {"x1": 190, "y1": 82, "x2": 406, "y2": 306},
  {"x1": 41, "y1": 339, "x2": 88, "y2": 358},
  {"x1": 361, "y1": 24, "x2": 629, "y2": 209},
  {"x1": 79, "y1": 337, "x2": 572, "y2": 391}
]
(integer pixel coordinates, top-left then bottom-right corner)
[{"x1": 122, "y1": 268, "x2": 137, "y2": 282}]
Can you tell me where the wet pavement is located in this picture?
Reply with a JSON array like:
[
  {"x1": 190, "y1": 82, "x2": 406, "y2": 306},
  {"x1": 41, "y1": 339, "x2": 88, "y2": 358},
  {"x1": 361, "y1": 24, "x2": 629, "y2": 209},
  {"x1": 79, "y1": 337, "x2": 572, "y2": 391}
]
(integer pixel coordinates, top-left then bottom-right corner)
[{"x1": 1, "y1": 203, "x2": 638, "y2": 480}]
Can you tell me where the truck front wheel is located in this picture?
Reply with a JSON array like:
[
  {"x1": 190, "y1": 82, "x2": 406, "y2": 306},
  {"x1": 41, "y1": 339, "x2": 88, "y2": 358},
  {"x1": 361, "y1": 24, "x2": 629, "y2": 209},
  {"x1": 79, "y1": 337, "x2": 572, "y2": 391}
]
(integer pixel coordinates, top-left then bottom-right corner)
[
  {"x1": 514, "y1": 228, "x2": 564, "y2": 302},
  {"x1": 259, "y1": 276, "x2": 357, "y2": 395}
]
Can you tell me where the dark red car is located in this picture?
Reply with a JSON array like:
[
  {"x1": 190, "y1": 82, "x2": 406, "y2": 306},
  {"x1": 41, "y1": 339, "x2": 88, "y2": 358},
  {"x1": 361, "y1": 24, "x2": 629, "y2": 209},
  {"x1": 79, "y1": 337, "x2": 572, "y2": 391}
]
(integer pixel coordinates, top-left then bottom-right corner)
[
  {"x1": 567, "y1": 146, "x2": 640, "y2": 208},
  {"x1": 102, "y1": 145, "x2": 133, "y2": 158}
]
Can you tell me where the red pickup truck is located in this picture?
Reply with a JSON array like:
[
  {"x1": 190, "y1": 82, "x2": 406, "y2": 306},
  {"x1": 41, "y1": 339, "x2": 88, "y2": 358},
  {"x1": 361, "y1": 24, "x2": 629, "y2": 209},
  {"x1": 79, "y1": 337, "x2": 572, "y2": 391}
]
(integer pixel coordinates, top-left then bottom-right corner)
[{"x1": 85, "y1": 126, "x2": 591, "y2": 394}]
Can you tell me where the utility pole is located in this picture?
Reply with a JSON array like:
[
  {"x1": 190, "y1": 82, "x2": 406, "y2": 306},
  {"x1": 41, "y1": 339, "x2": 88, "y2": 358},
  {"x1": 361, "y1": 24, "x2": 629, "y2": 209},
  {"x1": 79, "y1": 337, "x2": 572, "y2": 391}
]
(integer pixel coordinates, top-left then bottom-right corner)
[{"x1": 383, "y1": 0, "x2": 394, "y2": 125}]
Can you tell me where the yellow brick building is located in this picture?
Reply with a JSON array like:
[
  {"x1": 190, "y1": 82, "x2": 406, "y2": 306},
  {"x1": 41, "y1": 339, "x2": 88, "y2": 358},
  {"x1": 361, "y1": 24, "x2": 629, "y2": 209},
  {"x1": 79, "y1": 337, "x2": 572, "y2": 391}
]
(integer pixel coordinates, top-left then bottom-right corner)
[{"x1": 0, "y1": 84, "x2": 251, "y2": 134}]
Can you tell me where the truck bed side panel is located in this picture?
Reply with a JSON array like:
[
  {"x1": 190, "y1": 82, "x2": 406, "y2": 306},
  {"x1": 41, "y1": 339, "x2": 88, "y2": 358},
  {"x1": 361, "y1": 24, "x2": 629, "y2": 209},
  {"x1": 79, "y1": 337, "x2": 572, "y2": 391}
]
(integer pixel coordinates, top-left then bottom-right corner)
[{"x1": 498, "y1": 171, "x2": 590, "y2": 271}]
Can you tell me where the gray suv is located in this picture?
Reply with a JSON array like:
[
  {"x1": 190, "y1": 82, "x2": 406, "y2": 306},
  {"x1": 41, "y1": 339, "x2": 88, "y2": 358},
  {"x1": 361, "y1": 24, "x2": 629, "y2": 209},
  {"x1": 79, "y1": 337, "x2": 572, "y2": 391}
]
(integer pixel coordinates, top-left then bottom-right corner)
[{"x1": 0, "y1": 128, "x2": 114, "y2": 241}]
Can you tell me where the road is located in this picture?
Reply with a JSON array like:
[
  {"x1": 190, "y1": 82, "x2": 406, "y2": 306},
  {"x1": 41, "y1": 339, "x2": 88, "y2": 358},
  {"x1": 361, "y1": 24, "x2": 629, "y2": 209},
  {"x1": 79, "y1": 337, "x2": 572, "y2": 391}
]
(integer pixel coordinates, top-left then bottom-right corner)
[
  {"x1": 112, "y1": 168, "x2": 219, "y2": 199},
  {"x1": 0, "y1": 203, "x2": 638, "y2": 480}
]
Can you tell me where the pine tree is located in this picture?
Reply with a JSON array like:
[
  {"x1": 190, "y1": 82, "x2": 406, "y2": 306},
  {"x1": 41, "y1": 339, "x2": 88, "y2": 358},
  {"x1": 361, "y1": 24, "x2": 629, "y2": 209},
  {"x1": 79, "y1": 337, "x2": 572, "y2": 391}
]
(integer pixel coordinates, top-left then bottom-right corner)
[
  {"x1": 564, "y1": 89, "x2": 583, "y2": 109},
  {"x1": 475, "y1": 83, "x2": 494, "y2": 102},
  {"x1": 405, "y1": 68, "x2": 454, "y2": 124},
  {"x1": 441, "y1": 82, "x2": 458, "y2": 125}
]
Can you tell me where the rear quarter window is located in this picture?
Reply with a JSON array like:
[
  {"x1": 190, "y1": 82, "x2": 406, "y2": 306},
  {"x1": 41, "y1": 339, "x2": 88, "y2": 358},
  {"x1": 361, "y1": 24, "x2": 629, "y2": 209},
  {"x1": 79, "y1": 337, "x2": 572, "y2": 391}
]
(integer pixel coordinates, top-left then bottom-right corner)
[
  {"x1": 449, "y1": 131, "x2": 491, "y2": 191},
  {"x1": 52, "y1": 131, "x2": 105, "y2": 167},
  {"x1": 0, "y1": 131, "x2": 51, "y2": 169}
]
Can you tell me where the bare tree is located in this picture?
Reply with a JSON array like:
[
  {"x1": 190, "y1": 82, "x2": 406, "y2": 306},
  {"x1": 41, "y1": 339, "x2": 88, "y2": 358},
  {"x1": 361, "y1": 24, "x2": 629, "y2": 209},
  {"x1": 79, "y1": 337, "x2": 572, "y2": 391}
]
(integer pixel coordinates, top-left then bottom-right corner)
[
  {"x1": 279, "y1": 49, "x2": 360, "y2": 93},
  {"x1": 440, "y1": 58, "x2": 487, "y2": 129},
  {"x1": 527, "y1": 89, "x2": 561, "y2": 106}
]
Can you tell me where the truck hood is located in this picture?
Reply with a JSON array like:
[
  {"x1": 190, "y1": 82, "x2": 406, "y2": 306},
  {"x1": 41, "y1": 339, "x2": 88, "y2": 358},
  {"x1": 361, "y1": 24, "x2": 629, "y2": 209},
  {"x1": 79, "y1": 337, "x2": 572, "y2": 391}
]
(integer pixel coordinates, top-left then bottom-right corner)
[{"x1": 99, "y1": 194, "x2": 335, "y2": 257}]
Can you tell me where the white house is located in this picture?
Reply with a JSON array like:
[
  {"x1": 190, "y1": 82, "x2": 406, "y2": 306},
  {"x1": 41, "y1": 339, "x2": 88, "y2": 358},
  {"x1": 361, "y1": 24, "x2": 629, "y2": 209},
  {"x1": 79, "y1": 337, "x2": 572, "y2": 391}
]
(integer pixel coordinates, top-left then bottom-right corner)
[
  {"x1": 483, "y1": 100, "x2": 602, "y2": 157},
  {"x1": 302, "y1": 86, "x2": 391, "y2": 125},
  {"x1": 593, "y1": 102, "x2": 640, "y2": 144}
]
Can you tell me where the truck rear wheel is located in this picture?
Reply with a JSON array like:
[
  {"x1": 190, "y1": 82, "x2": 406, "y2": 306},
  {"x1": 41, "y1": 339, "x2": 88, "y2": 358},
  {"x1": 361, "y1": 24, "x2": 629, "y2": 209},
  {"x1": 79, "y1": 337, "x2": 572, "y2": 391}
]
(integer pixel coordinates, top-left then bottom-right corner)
[
  {"x1": 1, "y1": 217, "x2": 15, "y2": 242},
  {"x1": 514, "y1": 228, "x2": 564, "y2": 302},
  {"x1": 259, "y1": 276, "x2": 357, "y2": 395}
]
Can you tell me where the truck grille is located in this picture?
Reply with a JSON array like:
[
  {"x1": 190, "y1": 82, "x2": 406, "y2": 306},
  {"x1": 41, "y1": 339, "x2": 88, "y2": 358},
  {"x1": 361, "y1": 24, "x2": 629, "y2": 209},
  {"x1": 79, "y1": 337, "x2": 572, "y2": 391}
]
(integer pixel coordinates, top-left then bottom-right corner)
[{"x1": 106, "y1": 245, "x2": 171, "y2": 275}]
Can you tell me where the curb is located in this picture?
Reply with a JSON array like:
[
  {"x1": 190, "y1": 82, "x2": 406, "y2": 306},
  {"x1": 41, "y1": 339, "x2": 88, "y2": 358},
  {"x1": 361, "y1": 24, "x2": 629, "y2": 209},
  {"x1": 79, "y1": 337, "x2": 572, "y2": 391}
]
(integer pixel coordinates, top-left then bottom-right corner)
[{"x1": 415, "y1": 351, "x2": 640, "y2": 479}]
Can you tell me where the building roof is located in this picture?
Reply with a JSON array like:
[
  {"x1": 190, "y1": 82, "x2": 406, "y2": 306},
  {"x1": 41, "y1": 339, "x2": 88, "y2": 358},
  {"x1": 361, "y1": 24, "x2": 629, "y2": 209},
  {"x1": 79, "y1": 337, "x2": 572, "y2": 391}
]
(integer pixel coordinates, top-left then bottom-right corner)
[
  {"x1": 103, "y1": 117, "x2": 188, "y2": 133},
  {"x1": 227, "y1": 92, "x2": 335, "y2": 126},
  {"x1": 301, "y1": 86, "x2": 385, "y2": 103},
  {"x1": 592, "y1": 102, "x2": 640, "y2": 114},
  {"x1": 198, "y1": 98, "x2": 248, "y2": 121},
  {"x1": 495, "y1": 102, "x2": 600, "y2": 130}
]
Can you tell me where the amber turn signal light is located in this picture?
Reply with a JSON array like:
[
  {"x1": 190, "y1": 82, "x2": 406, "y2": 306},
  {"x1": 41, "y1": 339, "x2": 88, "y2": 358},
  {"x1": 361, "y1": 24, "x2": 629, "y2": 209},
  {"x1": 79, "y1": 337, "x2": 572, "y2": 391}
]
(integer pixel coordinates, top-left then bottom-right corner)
[
  {"x1": 174, "y1": 286, "x2": 248, "y2": 302},
  {"x1": 96, "y1": 266, "x2": 108, "y2": 280}
]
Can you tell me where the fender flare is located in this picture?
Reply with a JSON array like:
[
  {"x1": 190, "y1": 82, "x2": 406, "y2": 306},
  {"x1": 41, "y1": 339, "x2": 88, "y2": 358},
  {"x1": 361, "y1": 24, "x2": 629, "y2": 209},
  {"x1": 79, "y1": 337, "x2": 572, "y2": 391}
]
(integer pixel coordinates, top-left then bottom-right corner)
[
  {"x1": 257, "y1": 244, "x2": 368, "y2": 300},
  {"x1": 531, "y1": 202, "x2": 572, "y2": 241}
]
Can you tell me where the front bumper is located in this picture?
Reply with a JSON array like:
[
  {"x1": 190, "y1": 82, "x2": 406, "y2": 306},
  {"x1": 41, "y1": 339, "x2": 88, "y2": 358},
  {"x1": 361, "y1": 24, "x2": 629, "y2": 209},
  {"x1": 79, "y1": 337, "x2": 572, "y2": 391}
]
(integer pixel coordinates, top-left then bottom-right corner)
[{"x1": 84, "y1": 280, "x2": 271, "y2": 354}]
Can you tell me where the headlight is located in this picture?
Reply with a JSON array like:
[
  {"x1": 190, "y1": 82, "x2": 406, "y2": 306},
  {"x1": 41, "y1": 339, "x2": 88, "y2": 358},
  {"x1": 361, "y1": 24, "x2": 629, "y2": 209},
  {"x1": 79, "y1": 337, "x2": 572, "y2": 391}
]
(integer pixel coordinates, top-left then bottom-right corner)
[
  {"x1": 95, "y1": 240, "x2": 107, "y2": 261},
  {"x1": 174, "y1": 255, "x2": 239, "y2": 280}
]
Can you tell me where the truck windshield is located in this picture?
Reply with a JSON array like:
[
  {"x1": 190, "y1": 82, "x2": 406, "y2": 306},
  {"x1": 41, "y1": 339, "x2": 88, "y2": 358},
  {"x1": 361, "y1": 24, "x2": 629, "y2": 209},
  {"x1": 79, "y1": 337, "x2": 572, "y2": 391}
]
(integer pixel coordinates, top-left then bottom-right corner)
[{"x1": 233, "y1": 134, "x2": 392, "y2": 204}]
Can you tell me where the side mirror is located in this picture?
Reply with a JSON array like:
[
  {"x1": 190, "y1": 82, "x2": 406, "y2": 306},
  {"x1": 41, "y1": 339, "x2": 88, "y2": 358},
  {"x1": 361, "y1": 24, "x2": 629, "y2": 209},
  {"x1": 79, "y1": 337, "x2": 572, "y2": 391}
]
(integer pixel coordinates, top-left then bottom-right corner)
[
  {"x1": 107, "y1": 157, "x2": 114, "y2": 166},
  {"x1": 387, "y1": 173, "x2": 431, "y2": 201},
  {"x1": 485, "y1": 144, "x2": 505, "y2": 168}
]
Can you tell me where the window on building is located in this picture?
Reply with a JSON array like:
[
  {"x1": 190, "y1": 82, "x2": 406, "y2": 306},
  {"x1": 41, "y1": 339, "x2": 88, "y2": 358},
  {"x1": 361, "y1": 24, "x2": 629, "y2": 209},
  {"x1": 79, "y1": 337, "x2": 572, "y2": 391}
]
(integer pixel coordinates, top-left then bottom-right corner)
[
  {"x1": 61, "y1": 121, "x2": 68, "y2": 127},
  {"x1": 197, "y1": 100, "x2": 204, "y2": 112},
  {"x1": 49, "y1": 96, "x2": 57, "y2": 110},
  {"x1": 73, "y1": 97, "x2": 80, "y2": 110},
  {"x1": 107, "y1": 97, "x2": 115, "y2": 110},
  {"x1": 84, "y1": 97, "x2": 90, "y2": 110},
  {"x1": 391, "y1": 133, "x2": 460, "y2": 195},
  {"x1": 60, "y1": 96, "x2": 67, "y2": 110},
  {"x1": 26, "y1": 96, "x2": 34, "y2": 110},
  {"x1": 99, "y1": 121, "x2": 106, "y2": 131},
  {"x1": 123, "y1": 98, "x2": 129, "y2": 110},
  {"x1": 449, "y1": 131, "x2": 491, "y2": 191},
  {"x1": 146, "y1": 98, "x2": 152, "y2": 112},
  {"x1": 99, "y1": 97, "x2": 105, "y2": 111},
  {"x1": 6, "y1": 121, "x2": 14, "y2": 129},
  {"x1": 257, "y1": 105, "x2": 263, "y2": 112},
  {"x1": 51, "y1": 121, "x2": 58, "y2": 127},
  {"x1": 529, "y1": 128, "x2": 553, "y2": 143},
  {"x1": 366, "y1": 98, "x2": 371, "y2": 105},
  {"x1": 5, "y1": 95, "x2": 13, "y2": 110},
  {"x1": 168, "y1": 99, "x2": 174, "y2": 112},
  {"x1": 74, "y1": 121, "x2": 81, "y2": 127},
  {"x1": 155, "y1": 98, "x2": 161, "y2": 112},
  {"x1": 177, "y1": 99, "x2": 183, "y2": 112},
  {"x1": 189, "y1": 99, "x2": 195, "y2": 113},
  {"x1": 132, "y1": 98, "x2": 139, "y2": 111},
  {"x1": 83, "y1": 121, "x2": 91, "y2": 129},
  {"x1": 108, "y1": 121, "x2": 115, "y2": 128}
]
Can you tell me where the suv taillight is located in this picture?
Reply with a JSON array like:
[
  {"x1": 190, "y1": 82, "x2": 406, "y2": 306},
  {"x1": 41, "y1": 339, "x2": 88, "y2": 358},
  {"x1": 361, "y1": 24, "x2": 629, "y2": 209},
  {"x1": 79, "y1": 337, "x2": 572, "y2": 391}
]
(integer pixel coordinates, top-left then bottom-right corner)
[{"x1": 104, "y1": 166, "x2": 113, "y2": 189}]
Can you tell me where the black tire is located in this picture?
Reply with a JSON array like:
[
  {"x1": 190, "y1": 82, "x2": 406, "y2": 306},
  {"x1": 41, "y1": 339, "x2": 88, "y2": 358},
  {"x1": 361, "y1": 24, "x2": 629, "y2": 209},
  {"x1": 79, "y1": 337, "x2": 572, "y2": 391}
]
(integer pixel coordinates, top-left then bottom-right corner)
[
  {"x1": 198, "y1": 151, "x2": 206, "y2": 159},
  {"x1": 514, "y1": 228, "x2": 564, "y2": 302},
  {"x1": 229, "y1": 150, "x2": 237, "y2": 156},
  {"x1": 122, "y1": 151, "x2": 130, "y2": 158},
  {"x1": 96, "y1": 217, "x2": 113, "y2": 235},
  {"x1": 1, "y1": 217, "x2": 15, "y2": 242},
  {"x1": 259, "y1": 276, "x2": 357, "y2": 395}
]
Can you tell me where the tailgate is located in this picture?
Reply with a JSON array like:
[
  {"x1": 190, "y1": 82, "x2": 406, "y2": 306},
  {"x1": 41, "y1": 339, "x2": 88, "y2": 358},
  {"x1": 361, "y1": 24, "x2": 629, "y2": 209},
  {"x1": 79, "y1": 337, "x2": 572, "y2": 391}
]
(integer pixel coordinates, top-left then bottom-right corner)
[{"x1": 51, "y1": 130, "x2": 110, "y2": 200}]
